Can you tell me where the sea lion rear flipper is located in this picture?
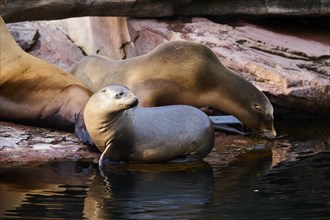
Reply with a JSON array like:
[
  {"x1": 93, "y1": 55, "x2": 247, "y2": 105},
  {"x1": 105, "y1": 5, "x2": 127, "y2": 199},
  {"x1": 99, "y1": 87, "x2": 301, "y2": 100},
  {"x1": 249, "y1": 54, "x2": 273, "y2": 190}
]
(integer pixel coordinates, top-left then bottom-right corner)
[{"x1": 209, "y1": 115, "x2": 251, "y2": 135}]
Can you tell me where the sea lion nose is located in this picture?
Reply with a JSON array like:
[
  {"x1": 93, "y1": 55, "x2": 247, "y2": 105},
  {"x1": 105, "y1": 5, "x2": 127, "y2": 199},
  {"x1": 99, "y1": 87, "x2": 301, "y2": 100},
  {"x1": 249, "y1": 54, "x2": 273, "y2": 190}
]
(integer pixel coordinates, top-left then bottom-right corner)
[
  {"x1": 267, "y1": 127, "x2": 277, "y2": 139},
  {"x1": 128, "y1": 97, "x2": 139, "y2": 108},
  {"x1": 272, "y1": 128, "x2": 277, "y2": 138},
  {"x1": 132, "y1": 98, "x2": 139, "y2": 107}
]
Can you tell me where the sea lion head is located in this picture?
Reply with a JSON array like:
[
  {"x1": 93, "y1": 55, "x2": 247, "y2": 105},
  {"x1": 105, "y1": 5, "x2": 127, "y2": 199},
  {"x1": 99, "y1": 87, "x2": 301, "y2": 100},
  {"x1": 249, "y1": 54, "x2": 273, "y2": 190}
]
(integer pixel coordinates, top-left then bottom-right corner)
[
  {"x1": 219, "y1": 71, "x2": 277, "y2": 139},
  {"x1": 237, "y1": 94, "x2": 276, "y2": 139},
  {"x1": 251, "y1": 101, "x2": 276, "y2": 139},
  {"x1": 91, "y1": 84, "x2": 139, "y2": 113}
]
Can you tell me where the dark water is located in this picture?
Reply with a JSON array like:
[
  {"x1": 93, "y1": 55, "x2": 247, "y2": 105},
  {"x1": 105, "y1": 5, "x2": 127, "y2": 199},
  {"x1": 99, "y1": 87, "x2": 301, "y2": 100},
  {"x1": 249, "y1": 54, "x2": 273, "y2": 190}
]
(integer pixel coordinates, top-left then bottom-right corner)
[{"x1": 1, "y1": 119, "x2": 330, "y2": 220}]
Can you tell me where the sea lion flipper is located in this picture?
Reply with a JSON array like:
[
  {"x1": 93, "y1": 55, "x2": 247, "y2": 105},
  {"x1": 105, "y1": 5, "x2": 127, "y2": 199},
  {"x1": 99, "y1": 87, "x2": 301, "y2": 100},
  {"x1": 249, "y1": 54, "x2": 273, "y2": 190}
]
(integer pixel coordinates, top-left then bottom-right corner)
[
  {"x1": 209, "y1": 115, "x2": 250, "y2": 135},
  {"x1": 166, "y1": 155, "x2": 203, "y2": 163},
  {"x1": 74, "y1": 112, "x2": 94, "y2": 145},
  {"x1": 98, "y1": 143, "x2": 114, "y2": 167}
]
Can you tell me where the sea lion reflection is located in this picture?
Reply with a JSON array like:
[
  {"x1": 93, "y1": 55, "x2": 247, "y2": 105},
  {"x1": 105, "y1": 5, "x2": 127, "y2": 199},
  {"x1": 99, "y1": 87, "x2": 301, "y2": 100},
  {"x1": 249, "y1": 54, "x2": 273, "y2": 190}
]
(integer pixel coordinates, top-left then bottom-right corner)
[{"x1": 83, "y1": 162, "x2": 214, "y2": 219}]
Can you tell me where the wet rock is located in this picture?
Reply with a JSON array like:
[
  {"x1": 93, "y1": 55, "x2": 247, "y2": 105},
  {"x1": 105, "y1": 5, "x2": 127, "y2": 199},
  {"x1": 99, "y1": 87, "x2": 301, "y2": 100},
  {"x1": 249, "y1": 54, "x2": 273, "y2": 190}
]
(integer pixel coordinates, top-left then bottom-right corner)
[
  {"x1": 207, "y1": 132, "x2": 273, "y2": 168},
  {"x1": 0, "y1": 121, "x2": 99, "y2": 167},
  {"x1": 0, "y1": 121, "x2": 269, "y2": 168}
]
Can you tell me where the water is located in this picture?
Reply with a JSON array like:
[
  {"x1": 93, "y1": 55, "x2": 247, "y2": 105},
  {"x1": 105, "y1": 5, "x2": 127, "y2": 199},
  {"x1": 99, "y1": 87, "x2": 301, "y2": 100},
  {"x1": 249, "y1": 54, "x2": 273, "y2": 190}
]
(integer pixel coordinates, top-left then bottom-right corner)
[{"x1": 1, "y1": 119, "x2": 329, "y2": 220}]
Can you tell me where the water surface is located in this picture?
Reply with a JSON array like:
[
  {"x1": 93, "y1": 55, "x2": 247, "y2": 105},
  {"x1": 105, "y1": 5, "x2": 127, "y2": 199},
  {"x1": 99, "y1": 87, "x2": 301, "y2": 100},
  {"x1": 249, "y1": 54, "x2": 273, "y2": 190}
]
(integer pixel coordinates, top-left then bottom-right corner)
[{"x1": 1, "y1": 119, "x2": 329, "y2": 219}]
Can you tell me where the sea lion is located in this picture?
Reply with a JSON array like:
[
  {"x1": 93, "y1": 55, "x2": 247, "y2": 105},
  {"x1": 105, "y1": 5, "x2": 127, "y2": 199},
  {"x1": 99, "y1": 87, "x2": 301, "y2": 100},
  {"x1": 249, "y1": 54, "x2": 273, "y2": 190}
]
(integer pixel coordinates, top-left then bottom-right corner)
[
  {"x1": 83, "y1": 84, "x2": 215, "y2": 165},
  {"x1": 0, "y1": 16, "x2": 92, "y2": 140},
  {"x1": 71, "y1": 41, "x2": 276, "y2": 139}
]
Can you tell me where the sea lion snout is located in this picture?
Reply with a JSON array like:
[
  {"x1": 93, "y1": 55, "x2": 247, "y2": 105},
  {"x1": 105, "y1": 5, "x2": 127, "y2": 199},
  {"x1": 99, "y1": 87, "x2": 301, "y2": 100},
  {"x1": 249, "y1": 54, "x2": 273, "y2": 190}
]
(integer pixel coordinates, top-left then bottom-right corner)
[
  {"x1": 127, "y1": 98, "x2": 139, "y2": 108},
  {"x1": 255, "y1": 114, "x2": 276, "y2": 139},
  {"x1": 248, "y1": 101, "x2": 276, "y2": 139},
  {"x1": 257, "y1": 128, "x2": 277, "y2": 139},
  {"x1": 114, "y1": 88, "x2": 139, "y2": 109}
]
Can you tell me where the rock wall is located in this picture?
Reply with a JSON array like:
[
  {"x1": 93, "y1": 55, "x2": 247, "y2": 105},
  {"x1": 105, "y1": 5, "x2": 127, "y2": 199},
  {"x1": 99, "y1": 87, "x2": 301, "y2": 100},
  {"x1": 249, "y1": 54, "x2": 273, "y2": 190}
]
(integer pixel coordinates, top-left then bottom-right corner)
[
  {"x1": 7, "y1": 16, "x2": 330, "y2": 117},
  {"x1": 2, "y1": 0, "x2": 329, "y2": 22}
]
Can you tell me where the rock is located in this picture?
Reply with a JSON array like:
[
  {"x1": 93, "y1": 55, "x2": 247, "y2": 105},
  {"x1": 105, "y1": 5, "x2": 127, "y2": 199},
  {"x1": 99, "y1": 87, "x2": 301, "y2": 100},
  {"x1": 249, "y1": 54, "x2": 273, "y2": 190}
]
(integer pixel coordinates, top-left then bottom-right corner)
[
  {"x1": 0, "y1": 121, "x2": 99, "y2": 167},
  {"x1": 8, "y1": 22, "x2": 39, "y2": 51},
  {"x1": 2, "y1": 0, "x2": 329, "y2": 22},
  {"x1": 127, "y1": 17, "x2": 330, "y2": 116},
  {"x1": 0, "y1": 121, "x2": 273, "y2": 168},
  {"x1": 7, "y1": 20, "x2": 85, "y2": 71},
  {"x1": 7, "y1": 17, "x2": 136, "y2": 71},
  {"x1": 56, "y1": 16, "x2": 136, "y2": 60},
  {"x1": 7, "y1": 16, "x2": 330, "y2": 116}
]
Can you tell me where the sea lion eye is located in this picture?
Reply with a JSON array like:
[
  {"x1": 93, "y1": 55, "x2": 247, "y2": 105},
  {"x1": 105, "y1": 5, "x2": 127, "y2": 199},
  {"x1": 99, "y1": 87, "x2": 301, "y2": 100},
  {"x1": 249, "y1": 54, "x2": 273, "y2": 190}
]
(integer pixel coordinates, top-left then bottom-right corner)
[
  {"x1": 253, "y1": 103, "x2": 263, "y2": 113},
  {"x1": 115, "y1": 91, "x2": 124, "y2": 99},
  {"x1": 101, "y1": 89, "x2": 106, "y2": 93}
]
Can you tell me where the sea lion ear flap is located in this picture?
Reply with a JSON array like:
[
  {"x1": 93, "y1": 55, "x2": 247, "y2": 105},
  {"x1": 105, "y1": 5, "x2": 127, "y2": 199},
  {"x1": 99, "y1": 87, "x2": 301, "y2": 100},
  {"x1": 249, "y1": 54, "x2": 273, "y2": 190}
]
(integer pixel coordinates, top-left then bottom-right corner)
[{"x1": 253, "y1": 103, "x2": 263, "y2": 113}]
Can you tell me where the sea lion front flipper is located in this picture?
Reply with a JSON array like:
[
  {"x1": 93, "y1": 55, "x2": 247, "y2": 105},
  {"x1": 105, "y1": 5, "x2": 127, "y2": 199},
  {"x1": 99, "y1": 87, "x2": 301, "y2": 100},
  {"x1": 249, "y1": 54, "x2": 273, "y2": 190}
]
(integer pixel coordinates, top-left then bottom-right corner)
[
  {"x1": 98, "y1": 143, "x2": 115, "y2": 167},
  {"x1": 74, "y1": 112, "x2": 94, "y2": 145}
]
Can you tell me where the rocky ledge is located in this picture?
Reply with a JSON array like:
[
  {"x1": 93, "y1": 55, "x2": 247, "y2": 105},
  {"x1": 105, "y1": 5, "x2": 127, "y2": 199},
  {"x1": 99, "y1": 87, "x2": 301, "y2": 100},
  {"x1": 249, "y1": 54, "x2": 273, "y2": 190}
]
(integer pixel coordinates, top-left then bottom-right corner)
[
  {"x1": 0, "y1": 121, "x2": 270, "y2": 168},
  {"x1": 1, "y1": 120, "x2": 329, "y2": 169}
]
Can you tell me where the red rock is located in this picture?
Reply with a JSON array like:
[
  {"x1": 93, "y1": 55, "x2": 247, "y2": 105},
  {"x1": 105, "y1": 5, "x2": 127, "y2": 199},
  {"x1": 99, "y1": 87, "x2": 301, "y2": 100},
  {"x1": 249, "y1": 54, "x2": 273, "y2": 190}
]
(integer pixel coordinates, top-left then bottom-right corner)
[
  {"x1": 0, "y1": 121, "x2": 99, "y2": 167},
  {"x1": 127, "y1": 17, "x2": 330, "y2": 116}
]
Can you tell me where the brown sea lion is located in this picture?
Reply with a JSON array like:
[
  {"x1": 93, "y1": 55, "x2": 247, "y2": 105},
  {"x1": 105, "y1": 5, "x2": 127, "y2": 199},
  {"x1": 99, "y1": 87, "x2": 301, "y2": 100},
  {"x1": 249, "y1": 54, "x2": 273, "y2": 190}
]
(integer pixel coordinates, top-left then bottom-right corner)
[
  {"x1": 0, "y1": 16, "x2": 92, "y2": 140},
  {"x1": 71, "y1": 41, "x2": 276, "y2": 139},
  {"x1": 83, "y1": 84, "x2": 215, "y2": 165}
]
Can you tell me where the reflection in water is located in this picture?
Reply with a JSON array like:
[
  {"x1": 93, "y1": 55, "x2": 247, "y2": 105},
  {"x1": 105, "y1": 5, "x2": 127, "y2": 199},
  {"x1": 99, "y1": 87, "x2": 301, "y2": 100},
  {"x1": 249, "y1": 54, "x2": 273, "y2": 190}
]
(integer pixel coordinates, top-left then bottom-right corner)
[
  {"x1": 0, "y1": 162, "x2": 215, "y2": 220},
  {"x1": 84, "y1": 162, "x2": 214, "y2": 219},
  {"x1": 1, "y1": 119, "x2": 330, "y2": 219},
  {"x1": 208, "y1": 152, "x2": 330, "y2": 219},
  {"x1": 1, "y1": 153, "x2": 329, "y2": 219},
  {"x1": 0, "y1": 162, "x2": 95, "y2": 219},
  {"x1": 259, "y1": 153, "x2": 330, "y2": 219},
  {"x1": 271, "y1": 118, "x2": 330, "y2": 167}
]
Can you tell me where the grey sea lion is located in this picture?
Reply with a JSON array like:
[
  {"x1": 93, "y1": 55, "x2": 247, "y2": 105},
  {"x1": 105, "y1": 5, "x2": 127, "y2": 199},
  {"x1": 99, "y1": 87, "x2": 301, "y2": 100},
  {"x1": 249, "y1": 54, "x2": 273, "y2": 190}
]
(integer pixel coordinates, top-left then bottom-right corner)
[
  {"x1": 83, "y1": 84, "x2": 215, "y2": 165},
  {"x1": 71, "y1": 41, "x2": 276, "y2": 139}
]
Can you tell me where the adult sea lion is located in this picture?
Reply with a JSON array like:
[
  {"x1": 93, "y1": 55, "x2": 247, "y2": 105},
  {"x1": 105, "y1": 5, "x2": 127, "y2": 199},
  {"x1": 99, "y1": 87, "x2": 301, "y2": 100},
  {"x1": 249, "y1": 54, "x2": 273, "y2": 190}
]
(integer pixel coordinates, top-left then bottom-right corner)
[
  {"x1": 83, "y1": 84, "x2": 215, "y2": 165},
  {"x1": 0, "y1": 16, "x2": 92, "y2": 140},
  {"x1": 71, "y1": 41, "x2": 276, "y2": 139}
]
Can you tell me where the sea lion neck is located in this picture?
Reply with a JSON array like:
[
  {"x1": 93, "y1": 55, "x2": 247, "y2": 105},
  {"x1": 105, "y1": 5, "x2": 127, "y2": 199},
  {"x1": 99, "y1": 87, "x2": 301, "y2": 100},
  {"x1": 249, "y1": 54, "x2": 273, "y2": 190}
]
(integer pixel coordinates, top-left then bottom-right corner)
[
  {"x1": 0, "y1": 17, "x2": 24, "y2": 55},
  {"x1": 84, "y1": 102, "x2": 132, "y2": 151}
]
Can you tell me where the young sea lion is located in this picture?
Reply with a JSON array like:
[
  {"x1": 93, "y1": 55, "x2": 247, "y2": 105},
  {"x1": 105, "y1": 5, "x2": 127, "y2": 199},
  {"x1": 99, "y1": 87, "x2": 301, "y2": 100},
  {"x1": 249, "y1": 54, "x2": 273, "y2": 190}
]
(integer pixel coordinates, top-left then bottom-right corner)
[
  {"x1": 83, "y1": 84, "x2": 215, "y2": 165},
  {"x1": 71, "y1": 41, "x2": 276, "y2": 139}
]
